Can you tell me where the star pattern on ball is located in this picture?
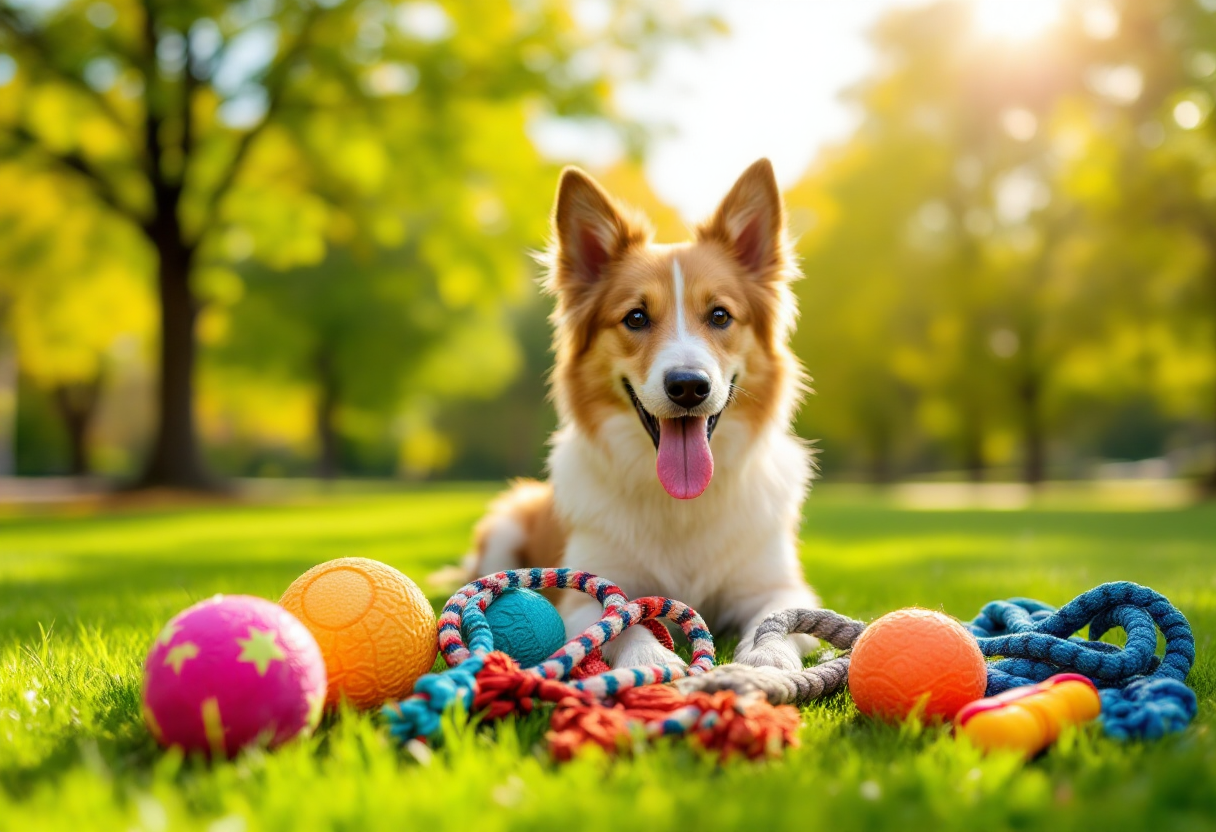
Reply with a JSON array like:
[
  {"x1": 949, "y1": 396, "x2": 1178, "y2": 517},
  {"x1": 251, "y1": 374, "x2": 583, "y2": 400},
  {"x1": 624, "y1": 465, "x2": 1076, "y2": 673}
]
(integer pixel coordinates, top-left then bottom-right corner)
[
  {"x1": 157, "y1": 621, "x2": 182, "y2": 646},
  {"x1": 163, "y1": 641, "x2": 200, "y2": 675},
  {"x1": 236, "y1": 627, "x2": 286, "y2": 676}
]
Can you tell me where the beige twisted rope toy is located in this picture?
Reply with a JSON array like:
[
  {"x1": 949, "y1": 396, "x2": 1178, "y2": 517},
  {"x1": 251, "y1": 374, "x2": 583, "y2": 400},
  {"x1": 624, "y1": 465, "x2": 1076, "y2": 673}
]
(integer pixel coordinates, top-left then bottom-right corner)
[{"x1": 676, "y1": 608, "x2": 866, "y2": 705}]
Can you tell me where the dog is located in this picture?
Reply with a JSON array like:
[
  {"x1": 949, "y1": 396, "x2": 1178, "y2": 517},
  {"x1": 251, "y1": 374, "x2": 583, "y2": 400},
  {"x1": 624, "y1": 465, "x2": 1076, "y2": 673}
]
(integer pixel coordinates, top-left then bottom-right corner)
[{"x1": 467, "y1": 158, "x2": 818, "y2": 671}]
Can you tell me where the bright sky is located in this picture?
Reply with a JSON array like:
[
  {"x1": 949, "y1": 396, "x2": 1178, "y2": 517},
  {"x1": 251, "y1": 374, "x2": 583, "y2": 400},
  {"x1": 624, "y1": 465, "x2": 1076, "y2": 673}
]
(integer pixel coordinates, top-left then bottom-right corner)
[
  {"x1": 620, "y1": 0, "x2": 912, "y2": 222},
  {"x1": 534, "y1": 0, "x2": 1067, "y2": 222},
  {"x1": 189, "y1": 0, "x2": 1067, "y2": 224}
]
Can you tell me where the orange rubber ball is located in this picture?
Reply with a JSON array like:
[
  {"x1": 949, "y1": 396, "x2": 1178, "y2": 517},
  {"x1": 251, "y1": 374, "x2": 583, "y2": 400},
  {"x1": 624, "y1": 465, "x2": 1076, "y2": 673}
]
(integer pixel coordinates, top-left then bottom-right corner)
[
  {"x1": 848, "y1": 607, "x2": 988, "y2": 721},
  {"x1": 280, "y1": 557, "x2": 437, "y2": 710}
]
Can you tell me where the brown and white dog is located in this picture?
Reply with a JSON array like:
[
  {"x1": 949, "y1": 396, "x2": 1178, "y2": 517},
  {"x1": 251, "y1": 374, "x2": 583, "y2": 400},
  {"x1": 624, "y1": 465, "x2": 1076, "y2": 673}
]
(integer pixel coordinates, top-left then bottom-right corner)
[{"x1": 468, "y1": 159, "x2": 818, "y2": 671}]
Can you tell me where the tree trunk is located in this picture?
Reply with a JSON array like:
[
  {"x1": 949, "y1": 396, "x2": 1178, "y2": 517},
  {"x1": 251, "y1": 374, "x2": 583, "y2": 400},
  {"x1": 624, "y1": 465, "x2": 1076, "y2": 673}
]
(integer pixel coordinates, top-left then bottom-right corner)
[
  {"x1": 868, "y1": 425, "x2": 893, "y2": 485},
  {"x1": 1020, "y1": 373, "x2": 1045, "y2": 487},
  {"x1": 51, "y1": 376, "x2": 103, "y2": 477},
  {"x1": 961, "y1": 399, "x2": 985, "y2": 483},
  {"x1": 136, "y1": 224, "x2": 213, "y2": 490},
  {"x1": 314, "y1": 348, "x2": 340, "y2": 480}
]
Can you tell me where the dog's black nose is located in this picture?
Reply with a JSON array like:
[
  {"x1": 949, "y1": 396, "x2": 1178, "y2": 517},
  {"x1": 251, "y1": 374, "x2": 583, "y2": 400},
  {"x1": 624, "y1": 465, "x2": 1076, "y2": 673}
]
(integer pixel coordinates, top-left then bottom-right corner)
[{"x1": 664, "y1": 369, "x2": 712, "y2": 410}]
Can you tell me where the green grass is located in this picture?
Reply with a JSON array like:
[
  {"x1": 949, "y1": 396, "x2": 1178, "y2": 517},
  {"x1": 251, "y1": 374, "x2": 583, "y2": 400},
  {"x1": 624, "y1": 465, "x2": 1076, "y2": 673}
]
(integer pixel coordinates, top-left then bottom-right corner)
[{"x1": 1, "y1": 485, "x2": 1214, "y2": 831}]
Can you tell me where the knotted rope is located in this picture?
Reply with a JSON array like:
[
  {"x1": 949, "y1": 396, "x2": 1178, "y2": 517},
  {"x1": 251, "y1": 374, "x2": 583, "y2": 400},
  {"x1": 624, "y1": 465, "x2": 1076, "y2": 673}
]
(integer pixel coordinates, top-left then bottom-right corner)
[
  {"x1": 382, "y1": 568, "x2": 800, "y2": 759},
  {"x1": 966, "y1": 581, "x2": 1197, "y2": 740},
  {"x1": 676, "y1": 608, "x2": 865, "y2": 705}
]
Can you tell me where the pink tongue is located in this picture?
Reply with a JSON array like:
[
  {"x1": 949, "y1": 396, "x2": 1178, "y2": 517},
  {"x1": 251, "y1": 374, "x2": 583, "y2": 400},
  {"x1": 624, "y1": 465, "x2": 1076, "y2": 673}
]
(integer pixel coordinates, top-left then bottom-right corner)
[{"x1": 656, "y1": 417, "x2": 714, "y2": 499}]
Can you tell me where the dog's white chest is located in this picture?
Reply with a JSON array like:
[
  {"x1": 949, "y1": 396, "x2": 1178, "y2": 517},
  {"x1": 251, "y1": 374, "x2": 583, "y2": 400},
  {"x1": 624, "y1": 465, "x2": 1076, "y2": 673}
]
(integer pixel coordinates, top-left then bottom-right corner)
[{"x1": 548, "y1": 417, "x2": 811, "y2": 628}]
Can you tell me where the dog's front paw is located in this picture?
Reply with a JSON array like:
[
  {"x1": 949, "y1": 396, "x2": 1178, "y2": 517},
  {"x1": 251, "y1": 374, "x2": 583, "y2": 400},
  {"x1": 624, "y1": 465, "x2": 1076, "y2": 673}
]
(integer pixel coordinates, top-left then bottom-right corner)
[
  {"x1": 610, "y1": 642, "x2": 686, "y2": 671},
  {"x1": 733, "y1": 639, "x2": 802, "y2": 673}
]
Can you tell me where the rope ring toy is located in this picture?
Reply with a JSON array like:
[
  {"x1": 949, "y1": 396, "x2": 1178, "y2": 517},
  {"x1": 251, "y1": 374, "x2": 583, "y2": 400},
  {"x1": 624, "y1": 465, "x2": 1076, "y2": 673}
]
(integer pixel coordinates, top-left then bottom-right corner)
[
  {"x1": 384, "y1": 568, "x2": 732, "y2": 747},
  {"x1": 436, "y1": 567, "x2": 716, "y2": 692}
]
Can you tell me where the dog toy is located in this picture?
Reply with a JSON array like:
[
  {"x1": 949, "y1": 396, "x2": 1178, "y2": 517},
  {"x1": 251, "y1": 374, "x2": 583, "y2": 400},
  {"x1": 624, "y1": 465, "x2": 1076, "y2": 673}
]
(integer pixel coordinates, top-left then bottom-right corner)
[
  {"x1": 382, "y1": 567, "x2": 802, "y2": 760},
  {"x1": 848, "y1": 608, "x2": 988, "y2": 720},
  {"x1": 674, "y1": 608, "x2": 863, "y2": 705},
  {"x1": 479, "y1": 587, "x2": 566, "y2": 667},
  {"x1": 966, "y1": 581, "x2": 1197, "y2": 739},
  {"x1": 280, "y1": 557, "x2": 437, "y2": 709},
  {"x1": 384, "y1": 575, "x2": 1196, "y2": 760},
  {"x1": 956, "y1": 673, "x2": 1101, "y2": 757},
  {"x1": 683, "y1": 581, "x2": 1195, "y2": 742},
  {"x1": 142, "y1": 595, "x2": 327, "y2": 758}
]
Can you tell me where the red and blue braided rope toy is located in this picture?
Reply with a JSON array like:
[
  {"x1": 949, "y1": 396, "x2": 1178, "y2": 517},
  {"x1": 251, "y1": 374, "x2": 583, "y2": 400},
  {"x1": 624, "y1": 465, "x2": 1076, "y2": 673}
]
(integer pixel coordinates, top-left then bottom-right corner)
[
  {"x1": 437, "y1": 567, "x2": 715, "y2": 690},
  {"x1": 383, "y1": 567, "x2": 802, "y2": 759}
]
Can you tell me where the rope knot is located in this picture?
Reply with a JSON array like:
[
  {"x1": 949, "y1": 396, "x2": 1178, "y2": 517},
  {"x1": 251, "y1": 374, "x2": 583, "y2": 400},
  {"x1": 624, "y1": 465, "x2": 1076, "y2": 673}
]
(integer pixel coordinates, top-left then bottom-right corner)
[
  {"x1": 967, "y1": 580, "x2": 1196, "y2": 740},
  {"x1": 473, "y1": 651, "x2": 594, "y2": 719},
  {"x1": 1100, "y1": 678, "x2": 1198, "y2": 740},
  {"x1": 545, "y1": 686, "x2": 800, "y2": 761}
]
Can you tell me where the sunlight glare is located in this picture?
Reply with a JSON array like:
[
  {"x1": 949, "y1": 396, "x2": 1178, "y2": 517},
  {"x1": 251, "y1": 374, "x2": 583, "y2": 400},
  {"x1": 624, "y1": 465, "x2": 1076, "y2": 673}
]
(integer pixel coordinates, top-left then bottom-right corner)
[{"x1": 973, "y1": 0, "x2": 1062, "y2": 40}]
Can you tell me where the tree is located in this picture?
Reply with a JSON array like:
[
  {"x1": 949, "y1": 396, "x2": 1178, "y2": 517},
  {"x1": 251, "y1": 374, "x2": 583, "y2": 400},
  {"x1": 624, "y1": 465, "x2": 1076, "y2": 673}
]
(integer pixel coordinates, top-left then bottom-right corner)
[
  {"x1": 1072, "y1": 0, "x2": 1216, "y2": 492},
  {"x1": 788, "y1": 137, "x2": 934, "y2": 482},
  {"x1": 789, "y1": 0, "x2": 1171, "y2": 485},
  {"x1": 790, "y1": 2, "x2": 1027, "y2": 482},
  {"x1": 0, "y1": 162, "x2": 152, "y2": 475},
  {"x1": 0, "y1": 0, "x2": 714, "y2": 489}
]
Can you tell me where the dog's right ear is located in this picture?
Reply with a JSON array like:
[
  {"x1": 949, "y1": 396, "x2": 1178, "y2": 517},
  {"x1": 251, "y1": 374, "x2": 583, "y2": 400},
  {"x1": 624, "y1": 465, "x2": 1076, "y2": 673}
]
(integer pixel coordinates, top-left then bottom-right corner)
[{"x1": 549, "y1": 167, "x2": 647, "y2": 295}]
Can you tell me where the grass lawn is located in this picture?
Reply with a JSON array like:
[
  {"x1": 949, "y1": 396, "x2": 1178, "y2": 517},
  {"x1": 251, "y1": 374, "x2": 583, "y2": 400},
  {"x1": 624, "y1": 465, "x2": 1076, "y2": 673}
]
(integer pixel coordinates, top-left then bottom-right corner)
[{"x1": 1, "y1": 484, "x2": 1214, "y2": 831}]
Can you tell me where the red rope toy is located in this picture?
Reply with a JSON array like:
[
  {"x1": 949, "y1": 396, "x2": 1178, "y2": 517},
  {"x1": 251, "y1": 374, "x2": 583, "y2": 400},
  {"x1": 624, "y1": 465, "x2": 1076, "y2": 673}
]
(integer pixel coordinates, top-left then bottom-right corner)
[{"x1": 382, "y1": 568, "x2": 801, "y2": 760}]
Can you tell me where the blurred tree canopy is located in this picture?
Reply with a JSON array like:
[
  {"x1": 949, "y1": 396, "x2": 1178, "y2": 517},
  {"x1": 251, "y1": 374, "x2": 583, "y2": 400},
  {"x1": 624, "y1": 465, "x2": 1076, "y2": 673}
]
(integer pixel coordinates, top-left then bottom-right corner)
[
  {"x1": 0, "y1": 0, "x2": 716, "y2": 487},
  {"x1": 9, "y1": 0, "x2": 1216, "y2": 490},
  {"x1": 792, "y1": 0, "x2": 1216, "y2": 489},
  {"x1": 0, "y1": 165, "x2": 153, "y2": 475}
]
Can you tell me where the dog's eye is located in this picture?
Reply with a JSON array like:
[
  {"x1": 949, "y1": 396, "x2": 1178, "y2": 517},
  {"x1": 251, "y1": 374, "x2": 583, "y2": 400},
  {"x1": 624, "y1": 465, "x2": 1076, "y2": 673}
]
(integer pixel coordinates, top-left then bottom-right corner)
[
  {"x1": 624, "y1": 309, "x2": 649, "y2": 330},
  {"x1": 710, "y1": 307, "x2": 732, "y2": 328}
]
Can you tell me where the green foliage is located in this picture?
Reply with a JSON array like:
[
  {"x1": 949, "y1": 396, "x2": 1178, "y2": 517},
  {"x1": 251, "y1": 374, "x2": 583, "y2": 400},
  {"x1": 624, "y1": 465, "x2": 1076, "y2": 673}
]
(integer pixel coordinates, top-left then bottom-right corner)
[
  {"x1": 791, "y1": 0, "x2": 1216, "y2": 484},
  {"x1": 1, "y1": 486, "x2": 1215, "y2": 829},
  {"x1": 0, "y1": 0, "x2": 718, "y2": 484},
  {"x1": 0, "y1": 164, "x2": 153, "y2": 389}
]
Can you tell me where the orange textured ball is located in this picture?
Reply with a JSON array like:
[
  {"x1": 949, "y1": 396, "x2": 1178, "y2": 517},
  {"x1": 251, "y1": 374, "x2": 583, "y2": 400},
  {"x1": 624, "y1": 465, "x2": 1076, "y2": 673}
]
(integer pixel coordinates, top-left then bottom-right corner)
[
  {"x1": 849, "y1": 608, "x2": 987, "y2": 721},
  {"x1": 280, "y1": 558, "x2": 437, "y2": 710}
]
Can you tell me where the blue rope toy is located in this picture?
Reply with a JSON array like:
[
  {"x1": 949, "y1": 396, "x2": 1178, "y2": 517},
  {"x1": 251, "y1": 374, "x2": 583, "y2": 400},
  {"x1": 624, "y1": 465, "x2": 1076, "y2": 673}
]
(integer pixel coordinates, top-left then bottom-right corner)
[{"x1": 966, "y1": 581, "x2": 1197, "y2": 740}]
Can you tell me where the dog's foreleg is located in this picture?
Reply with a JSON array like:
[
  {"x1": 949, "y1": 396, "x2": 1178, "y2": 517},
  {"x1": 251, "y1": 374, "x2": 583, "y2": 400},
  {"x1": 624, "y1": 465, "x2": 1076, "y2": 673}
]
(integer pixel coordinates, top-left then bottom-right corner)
[
  {"x1": 561, "y1": 597, "x2": 685, "y2": 670},
  {"x1": 731, "y1": 585, "x2": 821, "y2": 671},
  {"x1": 603, "y1": 624, "x2": 686, "y2": 670},
  {"x1": 561, "y1": 597, "x2": 605, "y2": 644}
]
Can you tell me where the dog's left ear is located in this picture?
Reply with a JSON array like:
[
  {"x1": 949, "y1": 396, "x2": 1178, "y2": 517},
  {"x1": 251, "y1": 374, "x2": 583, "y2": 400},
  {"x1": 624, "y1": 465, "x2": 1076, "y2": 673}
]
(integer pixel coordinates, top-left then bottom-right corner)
[{"x1": 697, "y1": 158, "x2": 788, "y2": 280}]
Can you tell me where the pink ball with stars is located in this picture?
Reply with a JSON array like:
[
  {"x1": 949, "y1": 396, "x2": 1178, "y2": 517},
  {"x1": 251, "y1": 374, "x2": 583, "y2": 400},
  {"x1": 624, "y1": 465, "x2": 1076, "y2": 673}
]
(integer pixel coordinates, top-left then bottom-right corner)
[{"x1": 142, "y1": 595, "x2": 327, "y2": 758}]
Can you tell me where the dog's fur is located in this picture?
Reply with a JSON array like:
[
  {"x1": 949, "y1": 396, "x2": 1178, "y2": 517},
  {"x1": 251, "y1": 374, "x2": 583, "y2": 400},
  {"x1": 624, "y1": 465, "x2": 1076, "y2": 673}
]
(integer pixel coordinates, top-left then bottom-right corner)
[{"x1": 467, "y1": 159, "x2": 819, "y2": 671}]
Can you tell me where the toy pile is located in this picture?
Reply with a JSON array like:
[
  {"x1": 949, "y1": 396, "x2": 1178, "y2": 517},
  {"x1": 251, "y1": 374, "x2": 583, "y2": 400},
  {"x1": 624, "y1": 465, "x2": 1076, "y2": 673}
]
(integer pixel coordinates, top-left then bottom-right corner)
[
  {"x1": 383, "y1": 568, "x2": 1197, "y2": 760},
  {"x1": 141, "y1": 557, "x2": 1198, "y2": 762}
]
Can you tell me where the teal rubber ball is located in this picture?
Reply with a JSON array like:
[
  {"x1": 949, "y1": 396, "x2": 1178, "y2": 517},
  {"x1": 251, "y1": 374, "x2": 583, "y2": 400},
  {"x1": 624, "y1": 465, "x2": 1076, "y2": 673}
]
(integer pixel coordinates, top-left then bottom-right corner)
[{"x1": 482, "y1": 588, "x2": 567, "y2": 667}]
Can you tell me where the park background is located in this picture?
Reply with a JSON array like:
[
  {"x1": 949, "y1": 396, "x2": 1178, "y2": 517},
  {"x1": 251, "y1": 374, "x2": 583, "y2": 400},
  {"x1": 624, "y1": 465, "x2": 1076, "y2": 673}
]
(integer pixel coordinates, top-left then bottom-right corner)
[
  {"x1": 4, "y1": 3, "x2": 1216, "y2": 830},
  {"x1": 4, "y1": 0, "x2": 1216, "y2": 497}
]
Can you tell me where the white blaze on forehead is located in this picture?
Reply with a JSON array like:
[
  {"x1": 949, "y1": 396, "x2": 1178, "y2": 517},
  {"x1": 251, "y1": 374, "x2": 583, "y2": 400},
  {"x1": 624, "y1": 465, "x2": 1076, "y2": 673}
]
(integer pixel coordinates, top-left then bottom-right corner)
[
  {"x1": 630, "y1": 254, "x2": 731, "y2": 417},
  {"x1": 672, "y1": 257, "x2": 688, "y2": 338},
  {"x1": 663, "y1": 256, "x2": 708, "y2": 362}
]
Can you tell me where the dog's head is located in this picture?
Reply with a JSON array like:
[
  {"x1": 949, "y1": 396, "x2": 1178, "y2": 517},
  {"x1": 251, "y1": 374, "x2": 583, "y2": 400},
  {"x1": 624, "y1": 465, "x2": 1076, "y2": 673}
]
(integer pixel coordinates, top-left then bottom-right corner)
[{"x1": 544, "y1": 159, "x2": 804, "y2": 500}]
